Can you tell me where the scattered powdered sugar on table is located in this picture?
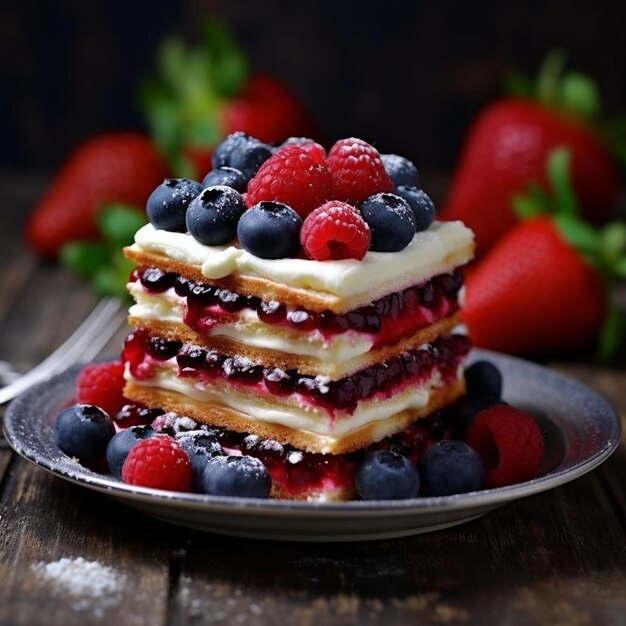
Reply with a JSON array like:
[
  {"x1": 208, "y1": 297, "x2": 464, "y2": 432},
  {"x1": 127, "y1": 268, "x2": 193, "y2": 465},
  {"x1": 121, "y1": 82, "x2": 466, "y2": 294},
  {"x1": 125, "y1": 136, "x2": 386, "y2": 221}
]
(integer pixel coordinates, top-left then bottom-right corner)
[{"x1": 31, "y1": 557, "x2": 126, "y2": 617}]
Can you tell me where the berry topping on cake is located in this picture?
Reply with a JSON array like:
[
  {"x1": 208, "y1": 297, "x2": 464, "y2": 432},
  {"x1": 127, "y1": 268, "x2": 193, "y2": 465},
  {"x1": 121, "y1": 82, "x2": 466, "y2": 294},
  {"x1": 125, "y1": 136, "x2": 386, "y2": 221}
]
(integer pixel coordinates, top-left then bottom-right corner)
[
  {"x1": 326, "y1": 138, "x2": 393, "y2": 205},
  {"x1": 55, "y1": 404, "x2": 115, "y2": 462},
  {"x1": 300, "y1": 201, "x2": 371, "y2": 261},
  {"x1": 106, "y1": 424, "x2": 155, "y2": 478},
  {"x1": 202, "y1": 167, "x2": 247, "y2": 192},
  {"x1": 394, "y1": 186, "x2": 435, "y2": 232},
  {"x1": 381, "y1": 154, "x2": 420, "y2": 187},
  {"x1": 245, "y1": 145, "x2": 331, "y2": 218},
  {"x1": 121, "y1": 434, "x2": 192, "y2": 491},
  {"x1": 237, "y1": 201, "x2": 303, "y2": 259},
  {"x1": 212, "y1": 132, "x2": 273, "y2": 180},
  {"x1": 465, "y1": 361, "x2": 503, "y2": 398},
  {"x1": 359, "y1": 193, "x2": 417, "y2": 252},
  {"x1": 200, "y1": 455, "x2": 272, "y2": 498},
  {"x1": 140, "y1": 267, "x2": 176, "y2": 292},
  {"x1": 419, "y1": 440, "x2": 485, "y2": 495},
  {"x1": 76, "y1": 360, "x2": 126, "y2": 416},
  {"x1": 466, "y1": 406, "x2": 544, "y2": 488},
  {"x1": 146, "y1": 178, "x2": 203, "y2": 232},
  {"x1": 113, "y1": 404, "x2": 164, "y2": 429},
  {"x1": 186, "y1": 186, "x2": 246, "y2": 245},
  {"x1": 354, "y1": 450, "x2": 420, "y2": 500}
]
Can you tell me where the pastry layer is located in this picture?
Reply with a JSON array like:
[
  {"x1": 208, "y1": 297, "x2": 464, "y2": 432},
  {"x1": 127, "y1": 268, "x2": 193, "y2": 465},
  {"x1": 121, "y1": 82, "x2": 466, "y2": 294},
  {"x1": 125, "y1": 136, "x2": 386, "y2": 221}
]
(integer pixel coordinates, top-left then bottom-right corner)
[
  {"x1": 124, "y1": 377, "x2": 465, "y2": 454},
  {"x1": 125, "y1": 220, "x2": 474, "y2": 313},
  {"x1": 127, "y1": 313, "x2": 462, "y2": 379}
]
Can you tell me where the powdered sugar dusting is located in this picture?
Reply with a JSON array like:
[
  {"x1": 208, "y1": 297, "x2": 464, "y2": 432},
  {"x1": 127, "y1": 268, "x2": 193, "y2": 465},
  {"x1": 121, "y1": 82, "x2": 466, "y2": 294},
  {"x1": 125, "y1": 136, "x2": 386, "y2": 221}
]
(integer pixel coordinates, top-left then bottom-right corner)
[{"x1": 32, "y1": 557, "x2": 125, "y2": 617}]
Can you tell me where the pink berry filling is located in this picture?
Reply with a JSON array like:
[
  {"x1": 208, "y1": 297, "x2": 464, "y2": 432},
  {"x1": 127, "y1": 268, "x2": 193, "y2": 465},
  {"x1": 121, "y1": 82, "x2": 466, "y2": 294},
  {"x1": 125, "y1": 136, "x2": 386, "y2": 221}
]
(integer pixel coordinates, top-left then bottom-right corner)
[
  {"x1": 131, "y1": 266, "x2": 464, "y2": 348},
  {"x1": 122, "y1": 330, "x2": 470, "y2": 417}
]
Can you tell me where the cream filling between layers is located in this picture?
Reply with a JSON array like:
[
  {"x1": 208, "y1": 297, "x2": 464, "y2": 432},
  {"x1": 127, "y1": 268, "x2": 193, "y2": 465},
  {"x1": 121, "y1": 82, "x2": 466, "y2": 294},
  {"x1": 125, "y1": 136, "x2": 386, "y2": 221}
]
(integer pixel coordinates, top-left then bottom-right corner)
[
  {"x1": 125, "y1": 366, "x2": 458, "y2": 444},
  {"x1": 131, "y1": 220, "x2": 474, "y2": 298},
  {"x1": 128, "y1": 283, "x2": 374, "y2": 361}
]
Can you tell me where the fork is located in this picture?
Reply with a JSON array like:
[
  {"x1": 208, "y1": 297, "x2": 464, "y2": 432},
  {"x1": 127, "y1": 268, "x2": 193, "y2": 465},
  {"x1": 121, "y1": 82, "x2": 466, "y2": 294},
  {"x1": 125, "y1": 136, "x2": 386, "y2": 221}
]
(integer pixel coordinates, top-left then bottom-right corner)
[{"x1": 0, "y1": 297, "x2": 126, "y2": 405}]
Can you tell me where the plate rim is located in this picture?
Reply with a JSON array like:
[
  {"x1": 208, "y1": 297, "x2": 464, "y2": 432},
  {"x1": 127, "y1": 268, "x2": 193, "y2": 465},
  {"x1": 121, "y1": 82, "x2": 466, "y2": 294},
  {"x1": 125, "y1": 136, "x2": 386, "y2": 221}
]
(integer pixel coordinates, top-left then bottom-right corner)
[{"x1": 2, "y1": 349, "x2": 622, "y2": 516}]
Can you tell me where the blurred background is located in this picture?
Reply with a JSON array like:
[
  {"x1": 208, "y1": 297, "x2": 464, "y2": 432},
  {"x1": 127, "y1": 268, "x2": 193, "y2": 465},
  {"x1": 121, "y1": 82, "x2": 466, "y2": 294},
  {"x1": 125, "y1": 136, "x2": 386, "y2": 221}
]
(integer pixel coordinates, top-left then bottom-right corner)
[{"x1": 3, "y1": 0, "x2": 625, "y2": 175}]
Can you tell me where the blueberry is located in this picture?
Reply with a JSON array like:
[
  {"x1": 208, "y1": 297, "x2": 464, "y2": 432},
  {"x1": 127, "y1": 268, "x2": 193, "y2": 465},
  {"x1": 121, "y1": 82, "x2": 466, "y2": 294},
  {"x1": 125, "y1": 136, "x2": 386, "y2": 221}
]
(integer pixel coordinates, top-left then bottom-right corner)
[
  {"x1": 202, "y1": 167, "x2": 247, "y2": 193},
  {"x1": 359, "y1": 193, "x2": 417, "y2": 252},
  {"x1": 212, "y1": 132, "x2": 272, "y2": 180},
  {"x1": 354, "y1": 450, "x2": 420, "y2": 500},
  {"x1": 106, "y1": 425, "x2": 155, "y2": 478},
  {"x1": 381, "y1": 154, "x2": 420, "y2": 187},
  {"x1": 465, "y1": 361, "x2": 503, "y2": 398},
  {"x1": 55, "y1": 404, "x2": 115, "y2": 462},
  {"x1": 186, "y1": 186, "x2": 246, "y2": 245},
  {"x1": 237, "y1": 201, "x2": 302, "y2": 259},
  {"x1": 146, "y1": 178, "x2": 203, "y2": 232},
  {"x1": 419, "y1": 440, "x2": 485, "y2": 495},
  {"x1": 177, "y1": 431, "x2": 225, "y2": 487},
  {"x1": 201, "y1": 455, "x2": 271, "y2": 498},
  {"x1": 394, "y1": 186, "x2": 435, "y2": 232}
]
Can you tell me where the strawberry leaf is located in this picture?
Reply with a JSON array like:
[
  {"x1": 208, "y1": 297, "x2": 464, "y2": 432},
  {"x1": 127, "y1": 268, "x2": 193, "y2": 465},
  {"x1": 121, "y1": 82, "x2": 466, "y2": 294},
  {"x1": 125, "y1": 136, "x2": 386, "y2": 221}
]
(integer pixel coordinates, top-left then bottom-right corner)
[
  {"x1": 536, "y1": 49, "x2": 567, "y2": 106},
  {"x1": 512, "y1": 193, "x2": 545, "y2": 219},
  {"x1": 596, "y1": 290, "x2": 624, "y2": 360},
  {"x1": 547, "y1": 148, "x2": 578, "y2": 216},
  {"x1": 202, "y1": 20, "x2": 248, "y2": 98},
  {"x1": 98, "y1": 204, "x2": 147, "y2": 248},
  {"x1": 555, "y1": 213, "x2": 600, "y2": 256},
  {"x1": 560, "y1": 72, "x2": 601, "y2": 120},
  {"x1": 60, "y1": 242, "x2": 110, "y2": 278}
]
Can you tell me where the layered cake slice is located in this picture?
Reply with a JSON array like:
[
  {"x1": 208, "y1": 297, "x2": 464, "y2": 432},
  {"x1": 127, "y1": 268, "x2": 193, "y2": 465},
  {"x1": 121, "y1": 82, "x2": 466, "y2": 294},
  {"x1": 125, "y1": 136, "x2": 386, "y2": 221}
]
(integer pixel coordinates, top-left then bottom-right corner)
[{"x1": 121, "y1": 134, "x2": 475, "y2": 500}]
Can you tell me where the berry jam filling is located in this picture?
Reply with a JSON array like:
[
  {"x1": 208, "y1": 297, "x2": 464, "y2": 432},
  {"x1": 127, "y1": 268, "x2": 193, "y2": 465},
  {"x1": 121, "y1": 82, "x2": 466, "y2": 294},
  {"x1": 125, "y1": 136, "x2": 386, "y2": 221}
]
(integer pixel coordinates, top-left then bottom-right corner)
[
  {"x1": 151, "y1": 406, "x2": 460, "y2": 496},
  {"x1": 131, "y1": 266, "x2": 463, "y2": 348},
  {"x1": 123, "y1": 329, "x2": 471, "y2": 415}
]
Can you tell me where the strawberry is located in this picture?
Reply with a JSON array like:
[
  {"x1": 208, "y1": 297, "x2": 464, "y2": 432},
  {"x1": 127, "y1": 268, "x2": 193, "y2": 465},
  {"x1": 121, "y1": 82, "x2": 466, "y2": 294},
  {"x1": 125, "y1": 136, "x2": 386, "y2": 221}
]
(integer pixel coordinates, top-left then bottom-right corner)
[
  {"x1": 142, "y1": 22, "x2": 314, "y2": 180},
  {"x1": 463, "y1": 148, "x2": 626, "y2": 357},
  {"x1": 25, "y1": 133, "x2": 168, "y2": 258},
  {"x1": 442, "y1": 52, "x2": 622, "y2": 255}
]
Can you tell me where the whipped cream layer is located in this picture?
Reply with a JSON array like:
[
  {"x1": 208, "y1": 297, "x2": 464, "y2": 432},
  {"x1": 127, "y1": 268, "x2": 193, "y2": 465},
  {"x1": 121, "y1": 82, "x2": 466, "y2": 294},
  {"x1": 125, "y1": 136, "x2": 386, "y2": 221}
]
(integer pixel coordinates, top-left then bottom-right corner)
[
  {"x1": 131, "y1": 221, "x2": 474, "y2": 298},
  {"x1": 125, "y1": 366, "x2": 456, "y2": 448}
]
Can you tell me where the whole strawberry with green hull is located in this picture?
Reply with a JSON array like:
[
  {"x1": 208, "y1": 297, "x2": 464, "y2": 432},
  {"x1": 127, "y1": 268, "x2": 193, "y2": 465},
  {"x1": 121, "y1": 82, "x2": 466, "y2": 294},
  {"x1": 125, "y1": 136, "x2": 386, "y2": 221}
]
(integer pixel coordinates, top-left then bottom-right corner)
[
  {"x1": 141, "y1": 21, "x2": 314, "y2": 179},
  {"x1": 464, "y1": 148, "x2": 626, "y2": 357},
  {"x1": 442, "y1": 52, "x2": 623, "y2": 255},
  {"x1": 26, "y1": 133, "x2": 168, "y2": 258}
]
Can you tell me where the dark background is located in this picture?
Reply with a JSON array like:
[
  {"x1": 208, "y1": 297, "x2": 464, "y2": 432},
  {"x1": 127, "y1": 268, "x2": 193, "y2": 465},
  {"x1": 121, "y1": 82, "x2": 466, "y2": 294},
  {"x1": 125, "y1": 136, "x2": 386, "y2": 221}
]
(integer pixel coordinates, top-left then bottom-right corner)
[{"x1": 2, "y1": 0, "x2": 625, "y2": 173}]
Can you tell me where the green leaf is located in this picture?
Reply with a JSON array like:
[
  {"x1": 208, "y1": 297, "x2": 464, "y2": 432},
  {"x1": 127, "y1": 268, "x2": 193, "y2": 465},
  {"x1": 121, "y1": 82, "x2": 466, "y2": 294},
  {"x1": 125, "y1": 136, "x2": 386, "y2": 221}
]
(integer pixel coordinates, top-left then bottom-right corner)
[
  {"x1": 536, "y1": 49, "x2": 567, "y2": 105},
  {"x1": 512, "y1": 193, "x2": 545, "y2": 219},
  {"x1": 203, "y1": 20, "x2": 248, "y2": 97},
  {"x1": 555, "y1": 213, "x2": 600, "y2": 256},
  {"x1": 596, "y1": 290, "x2": 625, "y2": 361},
  {"x1": 91, "y1": 267, "x2": 130, "y2": 299},
  {"x1": 613, "y1": 257, "x2": 626, "y2": 278},
  {"x1": 560, "y1": 72, "x2": 601, "y2": 120},
  {"x1": 547, "y1": 148, "x2": 579, "y2": 216},
  {"x1": 599, "y1": 222, "x2": 626, "y2": 266},
  {"x1": 181, "y1": 115, "x2": 221, "y2": 148},
  {"x1": 59, "y1": 242, "x2": 110, "y2": 278},
  {"x1": 97, "y1": 204, "x2": 147, "y2": 248},
  {"x1": 139, "y1": 78, "x2": 182, "y2": 157}
]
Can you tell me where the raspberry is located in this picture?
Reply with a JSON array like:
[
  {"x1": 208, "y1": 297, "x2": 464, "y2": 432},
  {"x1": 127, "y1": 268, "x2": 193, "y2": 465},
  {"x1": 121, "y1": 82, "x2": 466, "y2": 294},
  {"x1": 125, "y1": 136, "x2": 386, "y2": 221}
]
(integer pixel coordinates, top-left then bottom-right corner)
[
  {"x1": 326, "y1": 138, "x2": 393, "y2": 204},
  {"x1": 76, "y1": 361, "x2": 127, "y2": 416},
  {"x1": 246, "y1": 145, "x2": 331, "y2": 218},
  {"x1": 122, "y1": 434, "x2": 192, "y2": 492},
  {"x1": 300, "y1": 201, "x2": 371, "y2": 261},
  {"x1": 466, "y1": 406, "x2": 545, "y2": 488}
]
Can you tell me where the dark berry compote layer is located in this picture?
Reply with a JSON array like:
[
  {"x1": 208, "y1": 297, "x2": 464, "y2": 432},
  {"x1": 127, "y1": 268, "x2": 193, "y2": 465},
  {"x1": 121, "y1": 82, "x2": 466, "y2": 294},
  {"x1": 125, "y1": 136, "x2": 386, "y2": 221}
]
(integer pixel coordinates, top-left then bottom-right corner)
[
  {"x1": 146, "y1": 406, "x2": 462, "y2": 497},
  {"x1": 131, "y1": 266, "x2": 464, "y2": 348},
  {"x1": 123, "y1": 330, "x2": 470, "y2": 417}
]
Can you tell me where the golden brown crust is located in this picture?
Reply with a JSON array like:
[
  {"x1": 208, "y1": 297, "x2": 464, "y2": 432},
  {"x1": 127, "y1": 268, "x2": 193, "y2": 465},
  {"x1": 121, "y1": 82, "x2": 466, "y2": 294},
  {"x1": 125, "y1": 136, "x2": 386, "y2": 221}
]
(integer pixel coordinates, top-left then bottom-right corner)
[
  {"x1": 124, "y1": 245, "x2": 473, "y2": 313},
  {"x1": 123, "y1": 379, "x2": 465, "y2": 454},
  {"x1": 127, "y1": 313, "x2": 462, "y2": 379}
]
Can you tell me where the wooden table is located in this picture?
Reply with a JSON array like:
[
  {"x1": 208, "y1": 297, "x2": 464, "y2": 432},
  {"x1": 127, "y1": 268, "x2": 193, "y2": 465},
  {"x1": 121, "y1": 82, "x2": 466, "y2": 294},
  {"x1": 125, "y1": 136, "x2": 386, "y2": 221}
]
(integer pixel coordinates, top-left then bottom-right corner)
[{"x1": 1, "y1": 174, "x2": 625, "y2": 626}]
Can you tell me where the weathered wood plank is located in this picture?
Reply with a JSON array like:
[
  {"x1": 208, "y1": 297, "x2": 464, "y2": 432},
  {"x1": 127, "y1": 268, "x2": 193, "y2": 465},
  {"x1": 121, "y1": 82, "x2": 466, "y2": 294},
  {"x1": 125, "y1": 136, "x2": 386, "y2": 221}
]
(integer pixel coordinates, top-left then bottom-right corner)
[
  {"x1": 0, "y1": 459, "x2": 172, "y2": 626},
  {"x1": 169, "y1": 470, "x2": 626, "y2": 625}
]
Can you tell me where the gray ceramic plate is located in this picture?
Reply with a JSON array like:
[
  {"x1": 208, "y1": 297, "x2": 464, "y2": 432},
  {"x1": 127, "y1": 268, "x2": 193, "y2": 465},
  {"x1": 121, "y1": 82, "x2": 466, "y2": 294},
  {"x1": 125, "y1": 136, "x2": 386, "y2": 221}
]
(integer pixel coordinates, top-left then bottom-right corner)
[{"x1": 3, "y1": 350, "x2": 621, "y2": 542}]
